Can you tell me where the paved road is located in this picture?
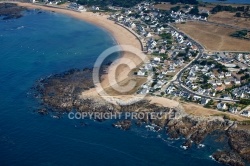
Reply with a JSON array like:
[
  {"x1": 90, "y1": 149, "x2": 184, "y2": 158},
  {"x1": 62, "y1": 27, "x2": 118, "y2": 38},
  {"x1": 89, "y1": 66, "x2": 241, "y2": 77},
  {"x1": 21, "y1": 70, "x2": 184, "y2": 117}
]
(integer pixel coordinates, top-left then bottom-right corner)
[{"x1": 164, "y1": 24, "x2": 204, "y2": 87}]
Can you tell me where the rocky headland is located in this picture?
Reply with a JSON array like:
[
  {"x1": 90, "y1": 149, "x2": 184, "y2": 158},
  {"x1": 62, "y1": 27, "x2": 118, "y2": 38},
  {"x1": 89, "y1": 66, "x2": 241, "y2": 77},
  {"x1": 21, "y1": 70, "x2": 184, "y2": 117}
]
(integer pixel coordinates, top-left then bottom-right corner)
[
  {"x1": 0, "y1": 3, "x2": 26, "y2": 20},
  {"x1": 33, "y1": 67, "x2": 250, "y2": 166}
]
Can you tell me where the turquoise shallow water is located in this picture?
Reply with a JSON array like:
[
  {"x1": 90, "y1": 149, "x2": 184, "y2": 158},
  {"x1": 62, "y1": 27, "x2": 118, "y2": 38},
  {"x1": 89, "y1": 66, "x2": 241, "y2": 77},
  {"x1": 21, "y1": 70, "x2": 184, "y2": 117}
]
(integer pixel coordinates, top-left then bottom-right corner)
[{"x1": 0, "y1": 10, "x2": 224, "y2": 166}]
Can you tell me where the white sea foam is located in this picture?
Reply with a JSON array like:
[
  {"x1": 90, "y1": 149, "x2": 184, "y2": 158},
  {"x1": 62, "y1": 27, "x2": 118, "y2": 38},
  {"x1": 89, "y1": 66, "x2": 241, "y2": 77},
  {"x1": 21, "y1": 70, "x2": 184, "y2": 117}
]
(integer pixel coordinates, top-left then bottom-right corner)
[
  {"x1": 17, "y1": 26, "x2": 25, "y2": 30},
  {"x1": 180, "y1": 145, "x2": 188, "y2": 150},
  {"x1": 198, "y1": 144, "x2": 205, "y2": 148},
  {"x1": 209, "y1": 155, "x2": 215, "y2": 161}
]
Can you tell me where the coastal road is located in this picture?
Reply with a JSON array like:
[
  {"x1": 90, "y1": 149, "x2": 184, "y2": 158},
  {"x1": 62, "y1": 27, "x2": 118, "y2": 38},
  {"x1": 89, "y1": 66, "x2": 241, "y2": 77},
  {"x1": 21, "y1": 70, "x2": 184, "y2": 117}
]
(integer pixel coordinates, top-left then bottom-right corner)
[
  {"x1": 165, "y1": 24, "x2": 204, "y2": 88},
  {"x1": 166, "y1": 24, "x2": 240, "y2": 102}
]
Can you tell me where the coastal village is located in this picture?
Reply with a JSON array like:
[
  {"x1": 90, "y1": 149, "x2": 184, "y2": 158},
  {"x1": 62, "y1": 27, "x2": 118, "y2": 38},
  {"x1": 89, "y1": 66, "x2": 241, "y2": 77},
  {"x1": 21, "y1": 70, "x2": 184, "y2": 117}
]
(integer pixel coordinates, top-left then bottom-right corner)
[
  {"x1": 2, "y1": 1, "x2": 250, "y2": 166},
  {"x1": 31, "y1": 0, "x2": 250, "y2": 117}
]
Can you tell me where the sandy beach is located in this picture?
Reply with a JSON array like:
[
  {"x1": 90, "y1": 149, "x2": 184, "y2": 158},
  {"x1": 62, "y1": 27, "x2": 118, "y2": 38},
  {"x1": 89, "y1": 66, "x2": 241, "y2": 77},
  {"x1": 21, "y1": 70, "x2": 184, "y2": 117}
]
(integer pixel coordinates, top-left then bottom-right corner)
[
  {"x1": 11, "y1": 2, "x2": 182, "y2": 108},
  {"x1": 4, "y1": 2, "x2": 250, "y2": 122},
  {"x1": 16, "y1": 3, "x2": 142, "y2": 49},
  {"x1": 15, "y1": 2, "x2": 143, "y2": 88}
]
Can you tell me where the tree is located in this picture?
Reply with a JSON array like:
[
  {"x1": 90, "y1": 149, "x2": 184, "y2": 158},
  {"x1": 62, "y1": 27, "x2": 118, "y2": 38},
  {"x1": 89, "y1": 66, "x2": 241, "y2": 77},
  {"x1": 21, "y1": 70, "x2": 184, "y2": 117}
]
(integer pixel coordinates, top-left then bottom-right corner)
[
  {"x1": 159, "y1": 33, "x2": 172, "y2": 39},
  {"x1": 239, "y1": 99, "x2": 250, "y2": 105},
  {"x1": 170, "y1": 0, "x2": 177, "y2": 4},
  {"x1": 189, "y1": 6, "x2": 199, "y2": 15},
  {"x1": 235, "y1": 12, "x2": 241, "y2": 17},
  {"x1": 170, "y1": 6, "x2": 181, "y2": 12},
  {"x1": 184, "y1": 5, "x2": 190, "y2": 9},
  {"x1": 241, "y1": 74, "x2": 250, "y2": 80},
  {"x1": 246, "y1": 6, "x2": 250, "y2": 12},
  {"x1": 202, "y1": 75, "x2": 209, "y2": 84},
  {"x1": 201, "y1": 13, "x2": 209, "y2": 17}
]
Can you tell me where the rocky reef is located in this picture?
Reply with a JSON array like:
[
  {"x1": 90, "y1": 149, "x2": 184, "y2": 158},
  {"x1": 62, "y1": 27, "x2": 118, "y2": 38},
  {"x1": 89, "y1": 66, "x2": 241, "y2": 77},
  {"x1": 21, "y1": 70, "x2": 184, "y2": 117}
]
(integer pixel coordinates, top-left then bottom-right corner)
[
  {"x1": 33, "y1": 67, "x2": 250, "y2": 166},
  {"x1": 0, "y1": 3, "x2": 26, "y2": 20},
  {"x1": 34, "y1": 68, "x2": 95, "y2": 112},
  {"x1": 112, "y1": 120, "x2": 132, "y2": 130},
  {"x1": 213, "y1": 151, "x2": 245, "y2": 166},
  {"x1": 166, "y1": 116, "x2": 233, "y2": 144},
  {"x1": 227, "y1": 129, "x2": 250, "y2": 163}
]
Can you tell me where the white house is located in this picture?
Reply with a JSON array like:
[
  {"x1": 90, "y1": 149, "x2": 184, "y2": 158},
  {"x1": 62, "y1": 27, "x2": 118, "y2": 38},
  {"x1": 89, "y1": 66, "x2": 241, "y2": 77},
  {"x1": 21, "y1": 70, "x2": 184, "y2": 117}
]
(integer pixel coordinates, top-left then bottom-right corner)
[
  {"x1": 91, "y1": 6, "x2": 100, "y2": 10},
  {"x1": 145, "y1": 63, "x2": 152, "y2": 70},
  {"x1": 125, "y1": 10, "x2": 132, "y2": 15},
  {"x1": 166, "y1": 86, "x2": 176, "y2": 94},
  {"x1": 234, "y1": 79, "x2": 241, "y2": 85},
  {"x1": 216, "y1": 80, "x2": 222, "y2": 86},
  {"x1": 193, "y1": 95, "x2": 201, "y2": 101},
  {"x1": 218, "y1": 73, "x2": 225, "y2": 79},
  {"x1": 146, "y1": 32, "x2": 152, "y2": 38},
  {"x1": 137, "y1": 69, "x2": 146, "y2": 76},
  {"x1": 201, "y1": 98, "x2": 210, "y2": 105},
  {"x1": 224, "y1": 79, "x2": 231, "y2": 85},
  {"x1": 192, "y1": 85, "x2": 198, "y2": 90},
  {"x1": 78, "y1": 6, "x2": 87, "y2": 12},
  {"x1": 209, "y1": 80, "x2": 217, "y2": 86},
  {"x1": 229, "y1": 107, "x2": 238, "y2": 114},
  {"x1": 117, "y1": 15, "x2": 124, "y2": 21},
  {"x1": 217, "y1": 102, "x2": 227, "y2": 110},
  {"x1": 129, "y1": 22, "x2": 136, "y2": 29},
  {"x1": 148, "y1": 39, "x2": 157, "y2": 49},
  {"x1": 241, "y1": 110, "x2": 250, "y2": 117},
  {"x1": 153, "y1": 80, "x2": 164, "y2": 89},
  {"x1": 225, "y1": 72, "x2": 231, "y2": 77},
  {"x1": 139, "y1": 85, "x2": 149, "y2": 94},
  {"x1": 154, "y1": 57, "x2": 161, "y2": 62}
]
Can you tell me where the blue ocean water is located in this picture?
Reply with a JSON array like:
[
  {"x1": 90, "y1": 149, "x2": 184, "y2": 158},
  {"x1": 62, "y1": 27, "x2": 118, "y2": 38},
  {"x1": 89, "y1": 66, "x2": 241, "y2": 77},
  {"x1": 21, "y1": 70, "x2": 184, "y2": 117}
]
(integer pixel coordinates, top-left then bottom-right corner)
[
  {"x1": 0, "y1": 10, "x2": 224, "y2": 166},
  {"x1": 203, "y1": 0, "x2": 250, "y2": 4}
]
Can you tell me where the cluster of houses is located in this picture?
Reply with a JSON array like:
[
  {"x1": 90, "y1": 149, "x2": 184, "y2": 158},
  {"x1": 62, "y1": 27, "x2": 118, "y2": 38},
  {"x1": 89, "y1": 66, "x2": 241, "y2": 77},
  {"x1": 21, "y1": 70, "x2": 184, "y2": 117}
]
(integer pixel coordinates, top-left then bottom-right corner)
[
  {"x1": 241, "y1": 110, "x2": 250, "y2": 117},
  {"x1": 165, "y1": 85, "x2": 250, "y2": 116},
  {"x1": 109, "y1": 1, "x2": 207, "y2": 55},
  {"x1": 216, "y1": 102, "x2": 250, "y2": 118},
  {"x1": 137, "y1": 57, "x2": 165, "y2": 95},
  {"x1": 107, "y1": 3, "x2": 204, "y2": 98},
  {"x1": 216, "y1": 102, "x2": 239, "y2": 114},
  {"x1": 183, "y1": 63, "x2": 242, "y2": 97},
  {"x1": 170, "y1": 10, "x2": 208, "y2": 23},
  {"x1": 236, "y1": 53, "x2": 250, "y2": 67},
  {"x1": 180, "y1": 51, "x2": 250, "y2": 99},
  {"x1": 68, "y1": 3, "x2": 87, "y2": 12},
  {"x1": 164, "y1": 50, "x2": 250, "y2": 115},
  {"x1": 232, "y1": 84, "x2": 250, "y2": 99},
  {"x1": 136, "y1": 36, "x2": 197, "y2": 95},
  {"x1": 41, "y1": 1, "x2": 250, "y2": 117}
]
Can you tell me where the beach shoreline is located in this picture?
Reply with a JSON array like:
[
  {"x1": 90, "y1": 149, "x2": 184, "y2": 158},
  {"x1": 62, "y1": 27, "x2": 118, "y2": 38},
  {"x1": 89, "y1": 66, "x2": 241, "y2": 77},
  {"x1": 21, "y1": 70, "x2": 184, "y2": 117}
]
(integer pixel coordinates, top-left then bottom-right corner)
[
  {"x1": 14, "y1": 2, "x2": 146, "y2": 96},
  {"x1": 15, "y1": 2, "x2": 142, "y2": 50},
  {"x1": 5, "y1": 1, "x2": 183, "y2": 109}
]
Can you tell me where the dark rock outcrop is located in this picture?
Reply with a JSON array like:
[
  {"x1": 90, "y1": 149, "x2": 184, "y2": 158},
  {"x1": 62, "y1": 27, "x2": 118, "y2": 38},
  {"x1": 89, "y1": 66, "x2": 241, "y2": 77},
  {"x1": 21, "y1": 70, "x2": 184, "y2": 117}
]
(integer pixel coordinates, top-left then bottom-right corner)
[
  {"x1": 212, "y1": 151, "x2": 245, "y2": 166},
  {"x1": 0, "y1": 3, "x2": 26, "y2": 20},
  {"x1": 37, "y1": 108, "x2": 48, "y2": 115},
  {"x1": 182, "y1": 139, "x2": 192, "y2": 149},
  {"x1": 166, "y1": 116, "x2": 232, "y2": 145},
  {"x1": 33, "y1": 67, "x2": 250, "y2": 166},
  {"x1": 228, "y1": 129, "x2": 250, "y2": 162}
]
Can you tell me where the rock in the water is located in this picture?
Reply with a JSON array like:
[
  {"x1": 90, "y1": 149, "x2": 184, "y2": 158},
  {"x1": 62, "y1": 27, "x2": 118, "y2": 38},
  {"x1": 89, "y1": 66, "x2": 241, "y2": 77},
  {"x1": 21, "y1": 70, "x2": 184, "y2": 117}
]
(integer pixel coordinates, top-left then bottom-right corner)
[
  {"x1": 0, "y1": 3, "x2": 26, "y2": 20},
  {"x1": 37, "y1": 108, "x2": 48, "y2": 115},
  {"x1": 182, "y1": 139, "x2": 192, "y2": 149},
  {"x1": 113, "y1": 120, "x2": 131, "y2": 130}
]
